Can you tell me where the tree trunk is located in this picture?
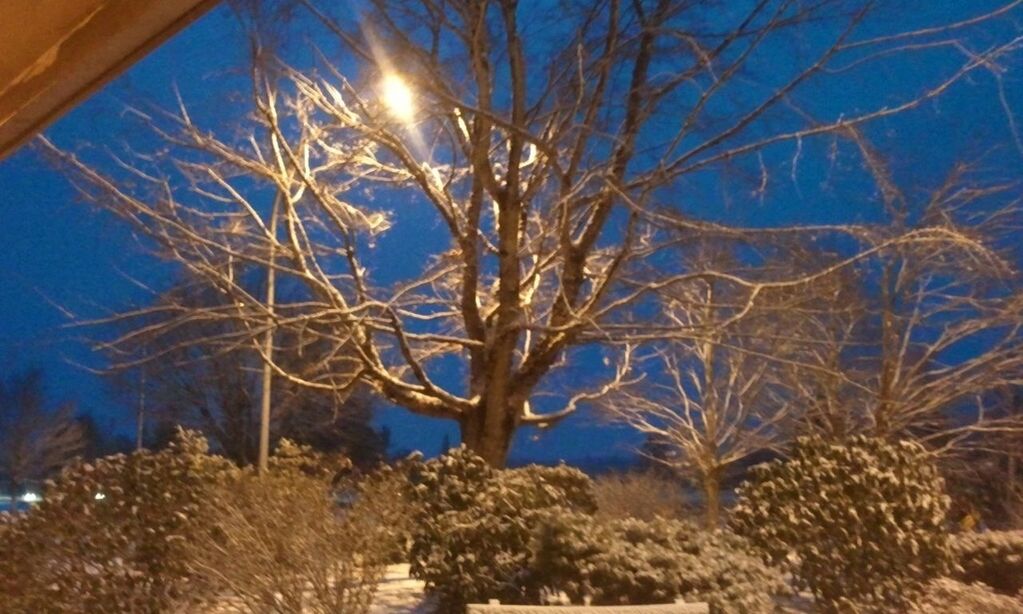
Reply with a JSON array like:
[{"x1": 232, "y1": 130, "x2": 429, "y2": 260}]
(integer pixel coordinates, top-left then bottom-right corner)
[
  {"x1": 459, "y1": 408, "x2": 516, "y2": 467},
  {"x1": 703, "y1": 469, "x2": 721, "y2": 530}
]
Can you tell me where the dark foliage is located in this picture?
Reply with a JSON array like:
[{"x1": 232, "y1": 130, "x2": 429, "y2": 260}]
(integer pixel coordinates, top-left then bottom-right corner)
[
  {"x1": 407, "y1": 446, "x2": 595, "y2": 611},
  {"x1": 950, "y1": 530, "x2": 1023, "y2": 596},
  {"x1": 733, "y1": 436, "x2": 952, "y2": 613},
  {"x1": 530, "y1": 512, "x2": 786, "y2": 613}
]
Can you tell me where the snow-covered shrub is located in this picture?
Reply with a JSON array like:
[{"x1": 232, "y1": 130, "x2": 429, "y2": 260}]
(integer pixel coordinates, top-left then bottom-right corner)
[
  {"x1": 407, "y1": 446, "x2": 596, "y2": 611},
  {"x1": 530, "y1": 512, "x2": 786, "y2": 613},
  {"x1": 268, "y1": 437, "x2": 352, "y2": 478},
  {"x1": 348, "y1": 456, "x2": 419, "y2": 564},
  {"x1": 183, "y1": 464, "x2": 393, "y2": 614},
  {"x1": 592, "y1": 471, "x2": 690, "y2": 521},
  {"x1": 499, "y1": 463, "x2": 598, "y2": 514},
  {"x1": 950, "y1": 530, "x2": 1023, "y2": 595},
  {"x1": 908, "y1": 578, "x2": 1023, "y2": 613},
  {"x1": 0, "y1": 429, "x2": 236, "y2": 613},
  {"x1": 732, "y1": 436, "x2": 952, "y2": 613}
]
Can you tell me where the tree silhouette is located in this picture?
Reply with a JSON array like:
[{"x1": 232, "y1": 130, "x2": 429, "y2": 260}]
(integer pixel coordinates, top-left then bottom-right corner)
[{"x1": 0, "y1": 369, "x2": 86, "y2": 497}]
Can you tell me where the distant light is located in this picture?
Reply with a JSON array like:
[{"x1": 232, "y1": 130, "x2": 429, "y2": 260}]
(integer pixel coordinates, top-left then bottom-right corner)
[
  {"x1": 94, "y1": 493, "x2": 106, "y2": 501},
  {"x1": 381, "y1": 74, "x2": 415, "y2": 122},
  {"x1": 20, "y1": 492, "x2": 40, "y2": 503}
]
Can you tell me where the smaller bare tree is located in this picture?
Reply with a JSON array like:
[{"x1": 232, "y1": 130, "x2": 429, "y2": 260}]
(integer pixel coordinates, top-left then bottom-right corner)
[
  {"x1": 604, "y1": 263, "x2": 823, "y2": 528},
  {"x1": 98, "y1": 276, "x2": 386, "y2": 467},
  {"x1": 789, "y1": 168, "x2": 1023, "y2": 454},
  {"x1": 0, "y1": 370, "x2": 86, "y2": 498}
]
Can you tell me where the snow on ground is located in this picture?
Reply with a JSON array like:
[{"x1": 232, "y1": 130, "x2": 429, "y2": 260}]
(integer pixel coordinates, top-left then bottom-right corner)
[
  {"x1": 198, "y1": 565, "x2": 807, "y2": 613},
  {"x1": 197, "y1": 564, "x2": 428, "y2": 613},
  {"x1": 371, "y1": 564, "x2": 432, "y2": 614}
]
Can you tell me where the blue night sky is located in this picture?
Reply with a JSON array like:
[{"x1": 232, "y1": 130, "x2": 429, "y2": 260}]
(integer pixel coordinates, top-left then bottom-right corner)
[{"x1": 1, "y1": 1, "x2": 1020, "y2": 464}]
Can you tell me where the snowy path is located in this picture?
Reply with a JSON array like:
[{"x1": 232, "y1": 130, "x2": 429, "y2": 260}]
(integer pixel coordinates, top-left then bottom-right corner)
[{"x1": 371, "y1": 564, "x2": 432, "y2": 613}]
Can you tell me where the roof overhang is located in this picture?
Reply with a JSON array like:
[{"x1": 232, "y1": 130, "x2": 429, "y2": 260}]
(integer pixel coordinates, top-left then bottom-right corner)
[{"x1": 0, "y1": 0, "x2": 220, "y2": 160}]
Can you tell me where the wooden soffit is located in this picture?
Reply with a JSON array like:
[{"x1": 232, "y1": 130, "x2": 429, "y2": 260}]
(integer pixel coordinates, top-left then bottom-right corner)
[{"x1": 0, "y1": 0, "x2": 220, "y2": 160}]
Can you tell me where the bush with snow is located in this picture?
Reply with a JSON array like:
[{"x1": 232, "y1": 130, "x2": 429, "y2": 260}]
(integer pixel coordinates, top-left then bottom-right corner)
[
  {"x1": 407, "y1": 446, "x2": 596, "y2": 611},
  {"x1": 0, "y1": 431, "x2": 379, "y2": 614},
  {"x1": 530, "y1": 512, "x2": 786, "y2": 613},
  {"x1": 407, "y1": 446, "x2": 782, "y2": 613},
  {"x1": 908, "y1": 578, "x2": 1023, "y2": 613},
  {"x1": 183, "y1": 452, "x2": 397, "y2": 614},
  {"x1": 591, "y1": 470, "x2": 690, "y2": 521},
  {"x1": 0, "y1": 429, "x2": 236, "y2": 613},
  {"x1": 950, "y1": 529, "x2": 1023, "y2": 596},
  {"x1": 267, "y1": 437, "x2": 353, "y2": 478},
  {"x1": 352, "y1": 456, "x2": 419, "y2": 564},
  {"x1": 732, "y1": 436, "x2": 952, "y2": 613}
]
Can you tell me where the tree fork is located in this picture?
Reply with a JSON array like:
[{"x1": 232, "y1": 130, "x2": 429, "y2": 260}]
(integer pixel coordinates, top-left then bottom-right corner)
[{"x1": 459, "y1": 405, "x2": 516, "y2": 467}]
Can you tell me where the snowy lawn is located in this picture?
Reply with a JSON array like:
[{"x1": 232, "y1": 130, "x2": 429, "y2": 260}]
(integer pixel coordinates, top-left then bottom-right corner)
[
  {"x1": 366, "y1": 566, "x2": 817, "y2": 614},
  {"x1": 199, "y1": 565, "x2": 813, "y2": 613},
  {"x1": 367, "y1": 566, "x2": 814, "y2": 614}
]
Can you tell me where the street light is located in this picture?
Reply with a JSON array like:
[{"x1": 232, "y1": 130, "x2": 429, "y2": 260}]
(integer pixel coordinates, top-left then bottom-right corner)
[{"x1": 381, "y1": 74, "x2": 415, "y2": 122}]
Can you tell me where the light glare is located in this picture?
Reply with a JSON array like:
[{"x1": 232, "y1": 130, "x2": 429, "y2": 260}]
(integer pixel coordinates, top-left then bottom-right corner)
[{"x1": 381, "y1": 74, "x2": 415, "y2": 122}]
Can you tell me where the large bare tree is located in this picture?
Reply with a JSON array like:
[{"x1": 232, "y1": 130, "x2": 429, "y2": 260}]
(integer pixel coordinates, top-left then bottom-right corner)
[{"x1": 45, "y1": 0, "x2": 1023, "y2": 465}]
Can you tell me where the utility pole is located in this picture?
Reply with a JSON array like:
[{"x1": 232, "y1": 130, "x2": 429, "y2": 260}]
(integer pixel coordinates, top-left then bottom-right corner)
[
  {"x1": 257, "y1": 196, "x2": 279, "y2": 474},
  {"x1": 135, "y1": 366, "x2": 146, "y2": 451}
]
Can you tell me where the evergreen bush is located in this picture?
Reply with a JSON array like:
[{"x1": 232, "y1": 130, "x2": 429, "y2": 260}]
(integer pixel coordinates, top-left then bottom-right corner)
[
  {"x1": 950, "y1": 530, "x2": 1023, "y2": 595},
  {"x1": 0, "y1": 429, "x2": 236, "y2": 613},
  {"x1": 732, "y1": 436, "x2": 952, "y2": 613},
  {"x1": 908, "y1": 578, "x2": 1023, "y2": 614},
  {"x1": 530, "y1": 512, "x2": 786, "y2": 613},
  {"x1": 407, "y1": 446, "x2": 595, "y2": 611},
  {"x1": 408, "y1": 446, "x2": 782, "y2": 613}
]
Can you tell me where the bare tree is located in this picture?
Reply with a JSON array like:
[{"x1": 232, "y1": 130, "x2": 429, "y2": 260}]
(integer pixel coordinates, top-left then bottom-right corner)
[
  {"x1": 788, "y1": 168, "x2": 1023, "y2": 452},
  {"x1": 44, "y1": 0, "x2": 1023, "y2": 465},
  {"x1": 607, "y1": 176, "x2": 1023, "y2": 526},
  {"x1": 0, "y1": 370, "x2": 86, "y2": 497},
  {"x1": 945, "y1": 387, "x2": 1023, "y2": 528},
  {"x1": 604, "y1": 246, "x2": 843, "y2": 528},
  {"x1": 100, "y1": 276, "x2": 387, "y2": 467}
]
